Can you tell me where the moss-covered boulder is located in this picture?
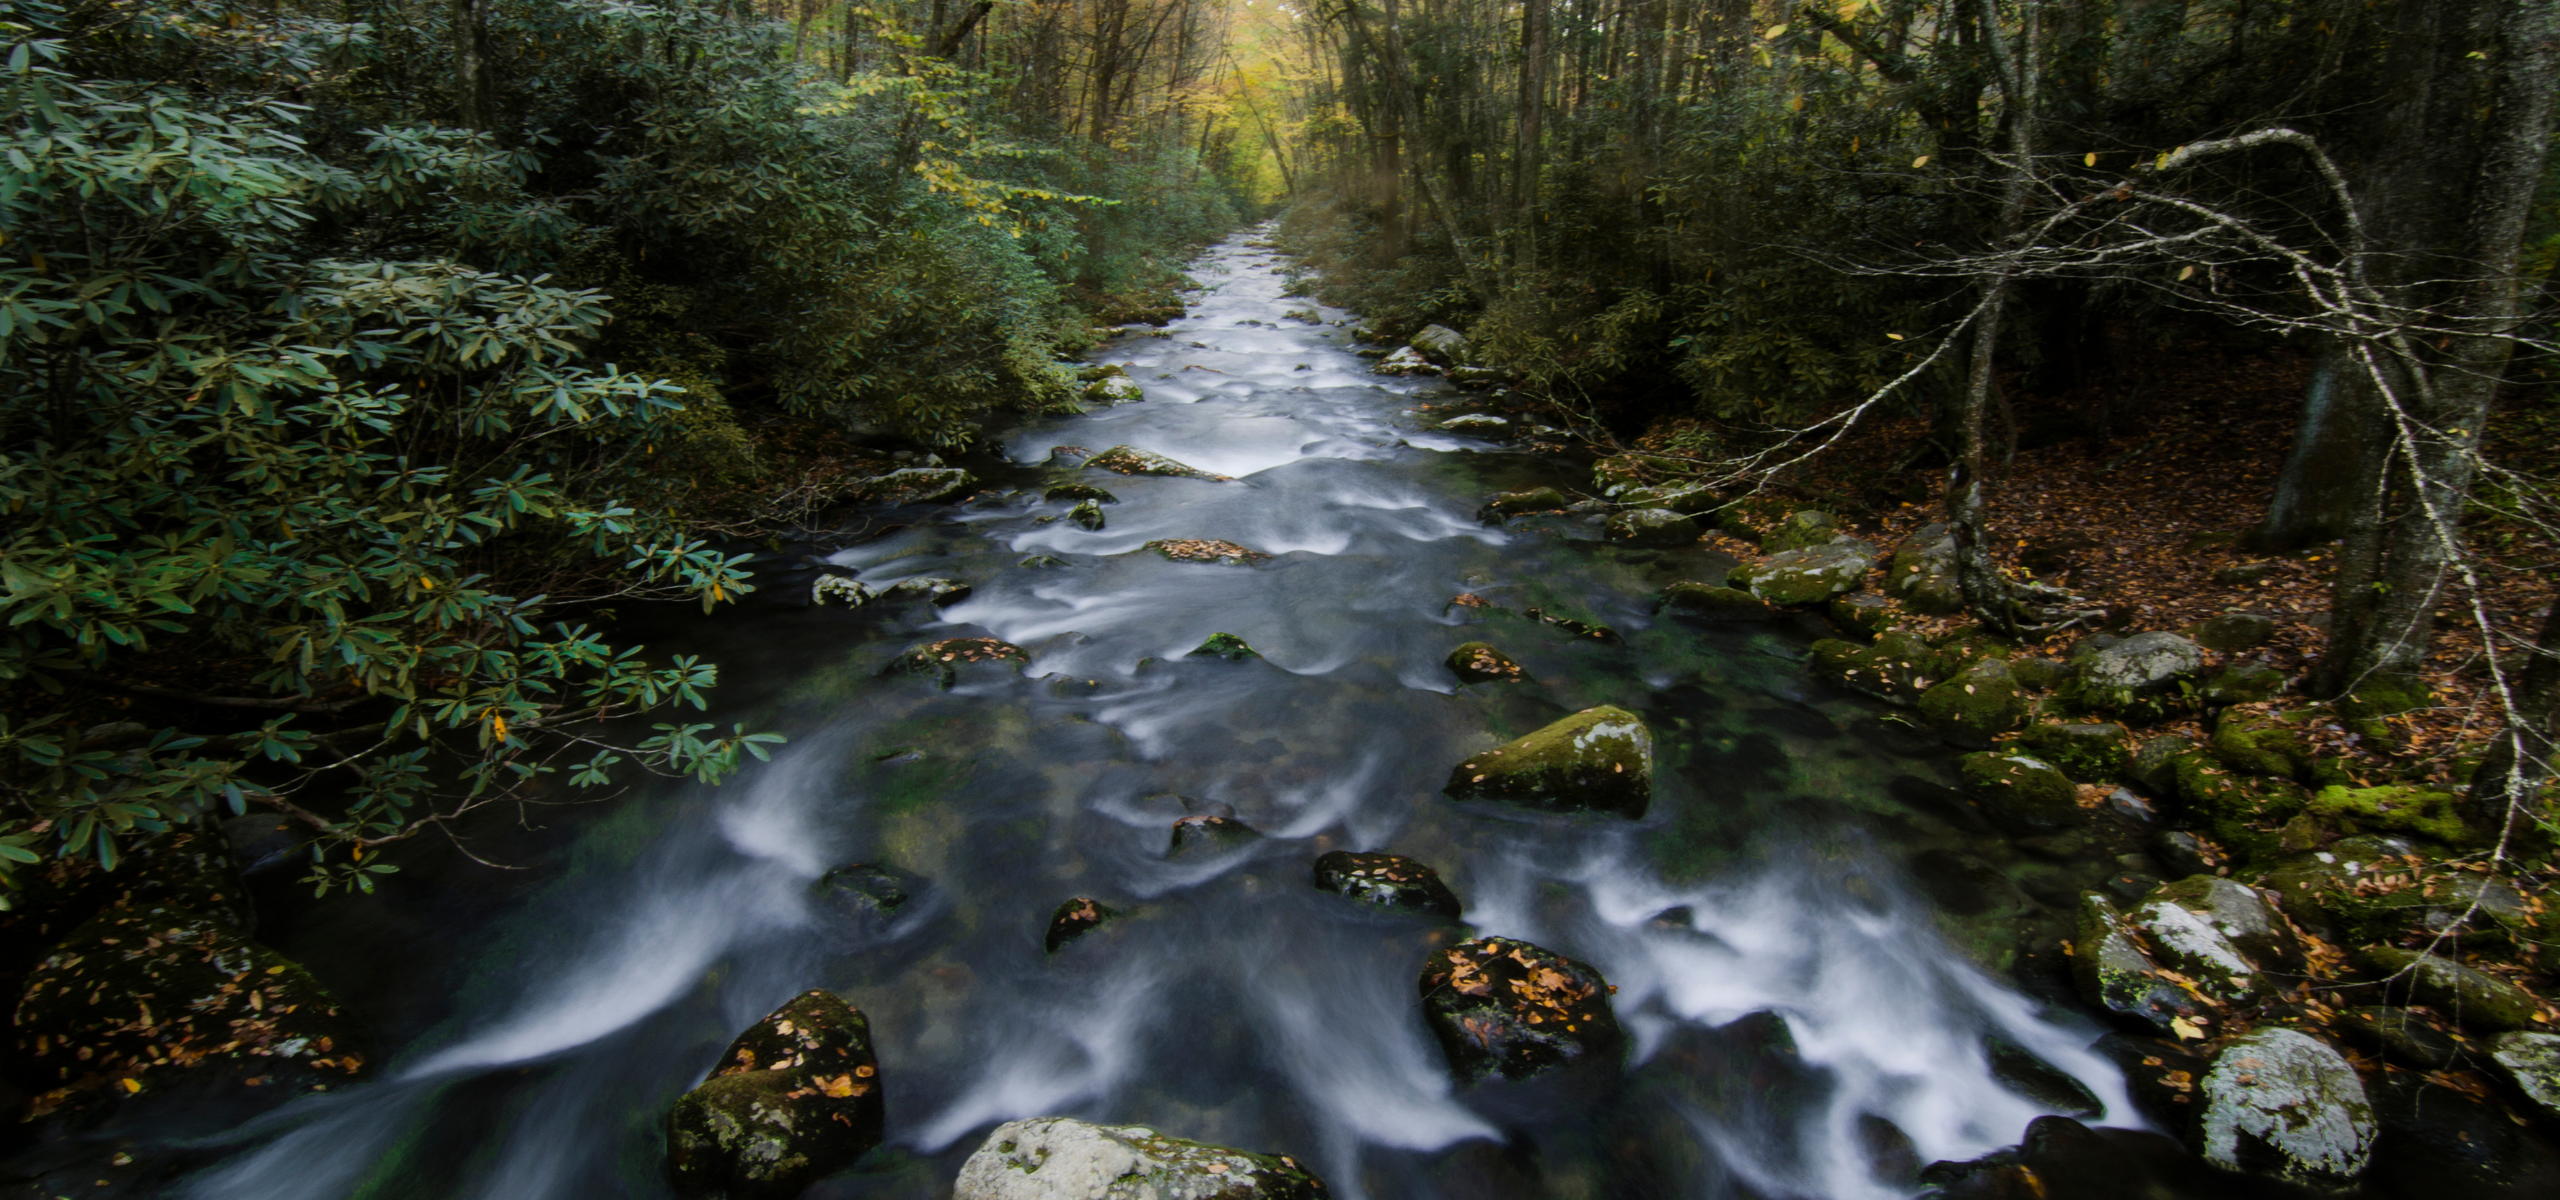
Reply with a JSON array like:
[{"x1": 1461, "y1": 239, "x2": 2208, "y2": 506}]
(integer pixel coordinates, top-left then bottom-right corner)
[
  {"x1": 2125, "y1": 885, "x2": 2280, "y2": 1003},
  {"x1": 1045, "y1": 483, "x2": 1119, "y2": 503},
  {"x1": 884, "y1": 637, "x2": 1029, "y2": 687},
  {"x1": 1662, "y1": 583, "x2": 1779, "y2": 621},
  {"x1": 1590, "y1": 455, "x2": 1657, "y2": 498},
  {"x1": 1885, "y1": 525, "x2": 1962, "y2": 614},
  {"x1": 1189, "y1": 633, "x2": 1261, "y2": 662},
  {"x1": 2071, "y1": 894, "x2": 2204, "y2": 1034},
  {"x1": 2197, "y1": 1028, "x2": 2375, "y2": 1188},
  {"x1": 2059, "y1": 632, "x2": 2203, "y2": 722},
  {"x1": 1957, "y1": 752, "x2": 2079, "y2": 831},
  {"x1": 885, "y1": 577, "x2": 972, "y2": 606},
  {"x1": 953, "y1": 1117, "x2": 1327, "y2": 1200},
  {"x1": 1729, "y1": 538, "x2": 1879, "y2": 605},
  {"x1": 665, "y1": 991, "x2": 884, "y2": 1199},
  {"x1": 1446, "y1": 641, "x2": 1527, "y2": 684},
  {"x1": 2177, "y1": 753, "x2": 2309, "y2": 854},
  {"x1": 2487, "y1": 1032, "x2": 2560, "y2": 1120},
  {"x1": 1618, "y1": 481, "x2": 1719, "y2": 514},
  {"x1": 2143, "y1": 875, "x2": 2304, "y2": 973},
  {"x1": 1067, "y1": 499, "x2": 1106, "y2": 530},
  {"x1": 2357, "y1": 947, "x2": 2545, "y2": 1032},
  {"x1": 1083, "y1": 374, "x2": 1145, "y2": 405},
  {"x1": 2307, "y1": 784, "x2": 2465, "y2": 844},
  {"x1": 15, "y1": 897, "x2": 364, "y2": 1110},
  {"x1": 1087, "y1": 445, "x2": 1227, "y2": 480},
  {"x1": 1444, "y1": 706, "x2": 1652, "y2": 818},
  {"x1": 1311, "y1": 851, "x2": 1461, "y2": 920},
  {"x1": 2188, "y1": 612, "x2": 2276, "y2": 651},
  {"x1": 1604, "y1": 507, "x2": 1699, "y2": 546},
  {"x1": 1916, "y1": 657, "x2": 2027, "y2": 743},
  {"x1": 2125, "y1": 735, "x2": 2194, "y2": 798},
  {"x1": 812, "y1": 576, "x2": 877, "y2": 608},
  {"x1": 1759, "y1": 510, "x2": 1838, "y2": 553},
  {"x1": 2211, "y1": 713, "x2": 2314, "y2": 780},
  {"x1": 1478, "y1": 486, "x2": 1570, "y2": 522},
  {"x1": 847, "y1": 467, "x2": 977, "y2": 506},
  {"x1": 1810, "y1": 631, "x2": 1948, "y2": 705},
  {"x1": 1827, "y1": 592, "x2": 1894, "y2": 634},
  {"x1": 1168, "y1": 815, "x2": 1259, "y2": 857},
  {"x1": 1046, "y1": 897, "x2": 1120, "y2": 953},
  {"x1": 1419, "y1": 936, "x2": 1622, "y2": 1083},
  {"x1": 2202, "y1": 664, "x2": 2287, "y2": 706},
  {"x1": 2014, "y1": 723, "x2": 2131, "y2": 783}
]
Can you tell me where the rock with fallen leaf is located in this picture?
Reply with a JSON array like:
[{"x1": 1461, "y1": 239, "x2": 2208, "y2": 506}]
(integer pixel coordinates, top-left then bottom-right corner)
[{"x1": 666, "y1": 990, "x2": 884, "y2": 1199}]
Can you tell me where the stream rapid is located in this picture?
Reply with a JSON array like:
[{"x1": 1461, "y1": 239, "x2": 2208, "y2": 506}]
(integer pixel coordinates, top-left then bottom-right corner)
[{"x1": 184, "y1": 229, "x2": 2133, "y2": 1200}]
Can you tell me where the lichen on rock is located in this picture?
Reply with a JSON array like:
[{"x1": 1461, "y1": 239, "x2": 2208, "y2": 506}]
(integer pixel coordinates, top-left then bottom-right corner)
[
  {"x1": 2195, "y1": 1028, "x2": 2375, "y2": 1187},
  {"x1": 1444, "y1": 706, "x2": 1653, "y2": 818},
  {"x1": 1086, "y1": 446, "x2": 1230, "y2": 480},
  {"x1": 1728, "y1": 537, "x2": 1879, "y2": 605},
  {"x1": 1603, "y1": 507, "x2": 1699, "y2": 547},
  {"x1": 953, "y1": 1117, "x2": 1327, "y2": 1200},
  {"x1": 666, "y1": 990, "x2": 884, "y2": 1199}
]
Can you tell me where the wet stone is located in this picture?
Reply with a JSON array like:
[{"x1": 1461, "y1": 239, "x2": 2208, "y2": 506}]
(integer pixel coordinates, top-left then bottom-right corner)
[
  {"x1": 2197, "y1": 1027, "x2": 2375, "y2": 1187},
  {"x1": 1759, "y1": 509, "x2": 1838, "y2": 553},
  {"x1": 1068, "y1": 500, "x2": 1106, "y2": 530},
  {"x1": 1086, "y1": 445, "x2": 1229, "y2": 480},
  {"x1": 1419, "y1": 936, "x2": 1623, "y2": 1084},
  {"x1": 1659, "y1": 583, "x2": 1778, "y2": 621},
  {"x1": 1019, "y1": 554, "x2": 1069, "y2": 569},
  {"x1": 2488, "y1": 1031, "x2": 2560, "y2": 1120},
  {"x1": 953, "y1": 1117, "x2": 1326, "y2": 1200},
  {"x1": 810, "y1": 864, "x2": 912, "y2": 922},
  {"x1": 1444, "y1": 705, "x2": 1653, "y2": 818},
  {"x1": 1603, "y1": 508, "x2": 1698, "y2": 547},
  {"x1": 1957, "y1": 752, "x2": 2078, "y2": 831},
  {"x1": 1478, "y1": 487, "x2": 1569, "y2": 522},
  {"x1": 1445, "y1": 641, "x2": 1527, "y2": 684},
  {"x1": 1727, "y1": 537, "x2": 1879, "y2": 605},
  {"x1": 1986, "y1": 1034, "x2": 2102, "y2": 1118},
  {"x1": 1168, "y1": 815, "x2": 1258, "y2": 857},
  {"x1": 847, "y1": 466, "x2": 977, "y2": 507},
  {"x1": 1917, "y1": 657, "x2": 2026, "y2": 744},
  {"x1": 2357, "y1": 946, "x2": 2545, "y2": 1032},
  {"x1": 812, "y1": 575, "x2": 877, "y2": 608},
  {"x1": 2334, "y1": 1006, "x2": 2469, "y2": 1071},
  {"x1": 2013, "y1": 722, "x2": 2131, "y2": 783},
  {"x1": 883, "y1": 638, "x2": 1029, "y2": 687},
  {"x1": 1045, "y1": 898, "x2": 1120, "y2": 953},
  {"x1": 1145, "y1": 539, "x2": 1270, "y2": 565},
  {"x1": 1310, "y1": 851, "x2": 1461, "y2": 920},
  {"x1": 1044, "y1": 483, "x2": 1118, "y2": 503},
  {"x1": 2127, "y1": 878, "x2": 2283, "y2": 1004},
  {"x1": 1189, "y1": 633, "x2": 1261, "y2": 662},
  {"x1": 666, "y1": 991, "x2": 884, "y2": 1200},
  {"x1": 885, "y1": 576, "x2": 971, "y2": 606},
  {"x1": 2072, "y1": 893, "x2": 2205, "y2": 1035}
]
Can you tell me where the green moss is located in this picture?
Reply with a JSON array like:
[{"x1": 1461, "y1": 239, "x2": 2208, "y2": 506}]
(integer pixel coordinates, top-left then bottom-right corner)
[
  {"x1": 2177, "y1": 752, "x2": 2308, "y2": 858},
  {"x1": 2308, "y1": 784, "x2": 2466, "y2": 844},
  {"x1": 1188, "y1": 632, "x2": 1261, "y2": 662},
  {"x1": 1759, "y1": 510, "x2": 1838, "y2": 553},
  {"x1": 2014, "y1": 722, "x2": 2131, "y2": 783},
  {"x1": 1663, "y1": 583, "x2": 1778, "y2": 621},
  {"x1": 1809, "y1": 632, "x2": 1948, "y2": 705},
  {"x1": 2211, "y1": 714, "x2": 2313, "y2": 780},
  {"x1": 1446, "y1": 641, "x2": 1528, "y2": 683},
  {"x1": 2334, "y1": 676, "x2": 2431, "y2": 720},
  {"x1": 1917, "y1": 660, "x2": 2026, "y2": 741},
  {"x1": 1958, "y1": 752, "x2": 2078, "y2": 829},
  {"x1": 1445, "y1": 706, "x2": 1653, "y2": 817}
]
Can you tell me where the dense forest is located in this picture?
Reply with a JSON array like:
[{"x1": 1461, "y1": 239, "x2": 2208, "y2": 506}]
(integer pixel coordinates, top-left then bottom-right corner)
[{"x1": 7, "y1": 0, "x2": 2560, "y2": 1196}]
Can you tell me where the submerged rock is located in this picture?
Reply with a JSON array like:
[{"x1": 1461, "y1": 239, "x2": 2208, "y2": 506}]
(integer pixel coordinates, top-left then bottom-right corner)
[
  {"x1": 1068, "y1": 499, "x2": 1106, "y2": 530},
  {"x1": 811, "y1": 575, "x2": 877, "y2": 608},
  {"x1": 1046, "y1": 897, "x2": 1120, "y2": 953},
  {"x1": 1019, "y1": 554, "x2": 1069, "y2": 569},
  {"x1": 1443, "y1": 706, "x2": 1653, "y2": 818},
  {"x1": 1144, "y1": 539, "x2": 1269, "y2": 565},
  {"x1": 1603, "y1": 508, "x2": 1698, "y2": 547},
  {"x1": 1311, "y1": 851, "x2": 1461, "y2": 920},
  {"x1": 885, "y1": 577, "x2": 971, "y2": 606},
  {"x1": 1660, "y1": 583, "x2": 1779, "y2": 621},
  {"x1": 1986, "y1": 1035, "x2": 2102, "y2": 1118},
  {"x1": 953, "y1": 1117, "x2": 1327, "y2": 1200},
  {"x1": 847, "y1": 467, "x2": 977, "y2": 507},
  {"x1": 2196, "y1": 1028, "x2": 2375, "y2": 1187},
  {"x1": 666, "y1": 991, "x2": 884, "y2": 1199},
  {"x1": 1478, "y1": 487, "x2": 1570, "y2": 522},
  {"x1": 1086, "y1": 446, "x2": 1228, "y2": 480},
  {"x1": 1168, "y1": 815, "x2": 1258, "y2": 857},
  {"x1": 1044, "y1": 483, "x2": 1119, "y2": 503},
  {"x1": 883, "y1": 637, "x2": 1029, "y2": 687},
  {"x1": 1188, "y1": 633, "x2": 1261, "y2": 662},
  {"x1": 1446, "y1": 641, "x2": 1527, "y2": 684},
  {"x1": 810, "y1": 864, "x2": 913, "y2": 922},
  {"x1": 1729, "y1": 538, "x2": 1879, "y2": 605},
  {"x1": 1419, "y1": 936, "x2": 1622, "y2": 1083}
]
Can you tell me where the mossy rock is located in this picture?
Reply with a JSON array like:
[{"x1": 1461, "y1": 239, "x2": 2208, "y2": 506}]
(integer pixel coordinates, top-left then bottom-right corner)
[
  {"x1": 2128, "y1": 879, "x2": 2286, "y2": 1002},
  {"x1": 1957, "y1": 752, "x2": 2079, "y2": 831},
  {"x1": 1590, "y1": 455, "x2": 1661, "y2": 498},
  {"x1": 2071, "y1": 893, "x2": 2204, "y2": 1035},
  {"x1": 847, "y1": 467, "x2": 978, "y2": 506},
  {"x1": 2307, "y1": 784, "x2": 2465, "y2": 844},
  {"x1": 2197, "y1": 1028, "x2": 2375, "y2": 1187},
  {"x1": 2188, "y1": 612, "x2": 2276, "y2": 651},
  {"x1": 1710, "y1": 493, "x2": 1794, "y2": 540},
  {"x1": 1728, "y1": 538, "x2": 1879, "y2": 605},
  {"x1": 1189, "y1": 633, "x2": 1261, "y2": 662},
  {"x1": 2487, "y1": 1033, "x2": 2560, "y2": 1121},
  {"x1": 883, "y1": 638, "x2": 1029, "y2": 688},
  {"x1": 1662, "y1": 583, "x2": 1779, "y2": 622},
  {"x1": 1168, "y1": 815, "x2": 1258, "y2": 857},
  {"x1": 2334, "y1": 676, "x2": 2430, "y2": 720},
  {"x1": 1479, "y1": 487, "x2": 1570, "y2": 522},
  {"x1": 2201, "y1": 663, "x2": 2287, "y2": 706},
  {"x1": 1444, "y1": 706, "x2": 1653, "y2": 818},
  {"x1": 16, "y1": 898, "x2": 365, "y2": 1109},
  {"x1": 1046, "y1": 897, "x2": 1120, "y2": 953},
  {"x1": 1446, "y1": 641, "x2": 1527, "y2": 684},
  {"x1": 810, "y1": 864, "x2": 913, "y2": 922},
  {"x1": 1312, "y1": 851, "x2": 1461, "y2": 920},
  {"x1": 1419, "y1": 936, "x2": 1622, "y2": 1083},
  {"x1": 2014, "y1": 722, "x2": 2130, "y2": 783},
  {"x1": 1617, "y1": 481, "x2": 1719, "y2": 514},
  {"x1": 1827, "y1": 592, "x2": 1894, "y2": 633},
  {"x1": 2008, "y1": 657, "x2": 2070, "y2": 692},
  {"x1": 1044, "y1": 483, "x2": 1119, "y2": 503},
  {"x1": 1760, "y1": 510, "x2": 1839, "y2": 553},
  {"x1": 1144, "y1": 539, "x2": 1269, "y2": 565},
  {"x1": 1067, "y1": 499, "x2": 1106, "y2": 530},
  {"x1": 2058, "y1": 632, "x2": 2204, "y2": 723},
  {"x1": 1809, "y1": 631, "x2": 1948, "y2": 706},
  {"x1": 1916, "y1": 658, "x2": 2027, "y2": 743},
  {"x1": 2211, "y1": 713, "x2": 2314, "y2": 781},
  {"x1": 1604, "y1": 508, "x2": 1700, "y2": 547},
  {"x1": 2356, "y1": 947, "x2": 2545, "y2": 1032},
  {"x1": 1086, "y1": 445, "x2": 1227, "y2": 480},
  {"x1": 1885, "y1": 525, "x2": 1961, "y2": 614},
  {"x1": 667, "y1": 991, "x2": 884, "y2": 1200},
  {"x1": 953, "y1": 1117, "x2": 1327, "y2": 1200}
]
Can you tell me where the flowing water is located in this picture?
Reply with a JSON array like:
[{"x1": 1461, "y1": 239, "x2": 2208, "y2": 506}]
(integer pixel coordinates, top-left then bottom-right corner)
[{"x1": 182, "y1": 229, "x2": 2134, "y2": 1200}]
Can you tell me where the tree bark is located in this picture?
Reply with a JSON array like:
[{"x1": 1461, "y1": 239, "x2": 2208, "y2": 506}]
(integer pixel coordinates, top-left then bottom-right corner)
[
  {"x1": 2469, "y1": 599, "x2": 2560, "y2": 842},
  {"x1": 451, "y1": 0, "x2": 489, "y2": 130}
]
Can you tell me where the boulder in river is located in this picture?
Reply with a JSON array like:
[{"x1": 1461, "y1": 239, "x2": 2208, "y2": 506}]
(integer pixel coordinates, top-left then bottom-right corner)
[
  {"x1": 812, "y1": 576, "x2": 876, "y2": 608},
  {"x1": 1409, "y1": 323, "x2": 1468, "y2": 366},
  {"x1": 1728, "y1": 538, "x2": 1879, "y2": 605},
  {"x1": 666, "y1": 990, "x2": 884, "y2": 1199},
  {"x1": 1311, "y1": 851, "x2": 1462, "y2": 919},
  {"x1": 1444, "y1": 706, "x2": 1652, "y2": 818},
  {"x1": 1478, "y1": 487, "x2": 1570, "y2": 522},
  {"x1": 1374, "y1": 345, "x2": 1438, "y2": 375},
  {"x1": 884, "y1": 637, "x2": 1029, "y2": 687},
  {"x1": 1169, "y1": 815, "x2": 1258, "y2": 857},
  {"x1": 1189, "y1": 633, "x2": 1261, "y2": 661},
  {"x1": 1068, "y1": 500, "x2": 1106, "y2": 531},
  {"x1": 2196, "y1": 1027, "x2": 2375, "y2": 1187},
  {"x1": 1419, "y1": 935, "x2": 1622, "y2": 1083},
  {"x1": 1446, "y1": 641, "x2": 1527, "y2": 684},
  {"x1": 1438, "y1": 412, "x2": 1509, "y2": 433},
  {"x1": 885, "y1": 577, "x2": 971, "y2": 606},
  {"x1": 1759, "y1": 510, "x2": 1838, "y2": 553},
  {"x1": 1083, "y1": 375, "x2": 1145, "y2": 406},
  {"x1": 2071, "y1": 893, "x2": 2206, "y2": 1035},
  {"x1": 1086, "y1": 445, "x2": 1229, "y2": 480},
  {"x1": 810, "y1": 864, "x2": 913, "y2": 923},
  {"x1": 953, "y1": 1117, "x2": 1327, "y2": 1200},
  {"x1": 1045, "y1": 483, "x2": 1119, "y2": 503},
  {"x1": 1046, "y1": 897, "x2": 1120, "y2": 953},
  {"x1": 1660, "y1": 583, "x2": 1778, "y2": 621},
  {"x1": 1604, "y1": 508, "x2": 1699, "y2": 547},
  {"x1": 847, "y1": 467, "x2": 977, "y2": 507},
  {"x1": 1145, "y1": 538, "x2": 1270, "y2": 565}
]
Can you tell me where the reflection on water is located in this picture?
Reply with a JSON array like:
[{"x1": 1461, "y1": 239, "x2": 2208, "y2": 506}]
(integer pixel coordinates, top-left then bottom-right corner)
[{"x1": 182, "y1": 231, "x2": 2127, "y2": 1200}]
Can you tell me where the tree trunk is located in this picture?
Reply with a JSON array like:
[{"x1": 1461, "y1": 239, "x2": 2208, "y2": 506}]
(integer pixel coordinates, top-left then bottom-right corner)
[
  {"x1": 2468, "y1": 599, "x2": 2560, "y2": 843},
  {"x1": 451, "y1": 0, "x2": 488, "y2": 130},
  {"x1": 2253, "y1": 336, "x2": 2392, "y2": 551}
]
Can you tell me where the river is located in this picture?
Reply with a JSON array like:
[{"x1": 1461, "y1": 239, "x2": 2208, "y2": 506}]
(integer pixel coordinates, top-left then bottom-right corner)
[{"x1": 181, "y1": 229, "x2": 2130, "y2": 1200}]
